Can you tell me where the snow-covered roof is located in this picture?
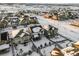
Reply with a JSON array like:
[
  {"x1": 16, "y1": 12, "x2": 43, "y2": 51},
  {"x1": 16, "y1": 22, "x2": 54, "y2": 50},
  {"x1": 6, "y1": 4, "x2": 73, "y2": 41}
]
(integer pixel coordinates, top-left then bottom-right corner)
[
  {"x1": 32, "y1": 27, "x2": 41, "y2": 33},
  {"x1": 11, "y1": 29, "x2": 22, "y2": 38},
  {"x1": 19, "y1": 33, "x2": 25, "y2": 37}
]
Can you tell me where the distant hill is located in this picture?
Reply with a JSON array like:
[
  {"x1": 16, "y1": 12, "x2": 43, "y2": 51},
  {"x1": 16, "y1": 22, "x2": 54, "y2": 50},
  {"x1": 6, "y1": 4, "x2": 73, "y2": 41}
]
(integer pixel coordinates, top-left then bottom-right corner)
[{"x1": 0, "y1": 3, "x2": 79, "y2": 7}]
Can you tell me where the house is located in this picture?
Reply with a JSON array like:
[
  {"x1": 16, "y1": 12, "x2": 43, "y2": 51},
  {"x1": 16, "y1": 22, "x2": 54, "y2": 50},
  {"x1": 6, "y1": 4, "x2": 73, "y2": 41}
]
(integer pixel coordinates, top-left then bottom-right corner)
[
  {"x1": 43, "y1": 14, "x2": 51, "y2": 19},
  {"x1": 8, "y1": 16, "x2": 19, "y2": 26},
  {"x1": 0, "y1": 18, "x2": 8, "y2": 28},
  {"x1": 70, "y1": 20, "x2": 79, "y2": 27},
  {"x1": 50, "y1": 48, "x2": 64, "y2": 56},
  {"x1": 52, "y1": 15, "x2": 59, "y2": 20},
  {"x1": 19, "y1": 15, "x2": 29, "y2": 25},
  {"x1": 28, "y1": 24, "x2": 43, "y2": 41},
  {"x1": 29, "y1": 16, "x2": 39, "y2": 24},
  {"x1": 61, "y1": 41, "x2": 79, "y2": 56},
  {"x1": 43, "y1": 25, "x2": 58, "y2": 39},
  {"x1": 10, "y1": 28, "x2": 31, "y2": 44},
  {"x1": 0, "y1": 31, "x2": 10, "y2": 53}
]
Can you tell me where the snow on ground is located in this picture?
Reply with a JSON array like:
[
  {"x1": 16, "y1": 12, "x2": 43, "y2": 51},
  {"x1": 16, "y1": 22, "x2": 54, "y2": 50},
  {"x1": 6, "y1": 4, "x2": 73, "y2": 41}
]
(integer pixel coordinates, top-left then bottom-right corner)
[
  {"x1": 0, "y1": 4, "x2": 79, "y2": 56},
  {"x1": 16, "y1": 42, "x2": 33, "y2": 55},
  {"x1": 58, "y1": 41, "x2": 71, "y2": 48},
  {"x1": 33, "y1": 36, "x2": 50, "y2": 48},
  {"x1": 0, "y1": 48, "x2": 12, "y2": 56},
  {"x1": 37, "y1": 16, "x2": 79, "y2": 41},
  {"x1": 30, "y1": 52, "x2": 40, "y2": 56},
  {"x1": 40, "y1": 36, "x2": 74, "y2": 56},
  {"x1": 50, "y1": 36, "x2": 65, "y2": 42},
  {"x1": 1, "y1": 15, "x2": 78, "y2": 56},
  {"x1": 40, "y1": 45, "x2": 55, "y2": 56}
]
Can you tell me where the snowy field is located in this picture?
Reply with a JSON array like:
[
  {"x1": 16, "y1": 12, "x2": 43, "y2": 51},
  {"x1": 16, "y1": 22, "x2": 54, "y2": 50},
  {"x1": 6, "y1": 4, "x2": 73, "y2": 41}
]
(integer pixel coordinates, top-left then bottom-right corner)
[
  {"x1": 37, "y1": 16, "x2": 79, "y2": 41},
  {"x1": 15, "y1": 42, "x2": 33, "y2": 55},
  {"x1": 50, "y1": 36, "x2": 65, "y2": 42},
  {"x1": 0, "y1": 48, "x2": 12, "y2": 56},
  {"x1": 40, "y1": 45, "x2": 55, "y2": 56},
  {"x1": 33, "y1": 36, "x2": 51, "y2": 48}
]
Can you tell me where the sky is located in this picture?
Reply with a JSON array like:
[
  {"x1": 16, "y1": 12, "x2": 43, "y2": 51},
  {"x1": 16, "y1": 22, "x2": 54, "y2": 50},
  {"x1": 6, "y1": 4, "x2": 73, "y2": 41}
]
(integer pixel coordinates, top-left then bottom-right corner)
[{"x1": 0, "y1": 0, "x2": 79, "y2": 3}]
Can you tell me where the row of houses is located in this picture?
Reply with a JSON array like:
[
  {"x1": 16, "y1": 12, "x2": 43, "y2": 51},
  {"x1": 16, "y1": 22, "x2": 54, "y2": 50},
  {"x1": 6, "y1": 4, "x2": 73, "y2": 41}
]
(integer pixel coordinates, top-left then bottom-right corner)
[
  {"x1": 0, "y1": 11, "x2": 39, "y2": 29},
  {"x1": 0, "y1": 10, "x2": 58, "y2": 54},
  {"x1": 0, "y1": 10, "x2": 40, "y2": 52},
  {"x1": 50, "y1": 41, "x2": 79, "y2": 56},
  {"x1": 0, "y1": 23, "x2": 58, "y2": 44},
  {"x1": 42, "y1": 8, "x2": 79, "y2": 20}
]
